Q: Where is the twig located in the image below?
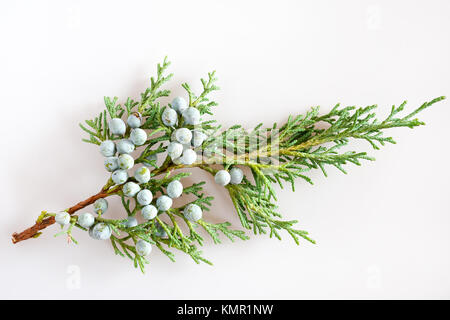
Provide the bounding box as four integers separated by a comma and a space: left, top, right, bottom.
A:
12, 187, 121, 244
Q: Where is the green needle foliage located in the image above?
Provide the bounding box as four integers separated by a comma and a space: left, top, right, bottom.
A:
53, 57, 446, 273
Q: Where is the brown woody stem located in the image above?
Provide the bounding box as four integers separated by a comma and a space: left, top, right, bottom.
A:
11, 187, 120, 244
11, 161, 211, 244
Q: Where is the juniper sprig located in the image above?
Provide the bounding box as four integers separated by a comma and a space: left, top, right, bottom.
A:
12, 57, 445, 273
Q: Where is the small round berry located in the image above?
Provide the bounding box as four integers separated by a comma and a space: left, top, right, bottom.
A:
118, 154, 134, 170
109, 118, 126, 136
137, 189, 153, 206
230, 167, 244, 184
93, 198, 108, 214
143, 153, 157, 168
142, 205, 158, 220
127, 113, 142, 128
116, 139, 135, 154
112, 169, 128, 185
134, 166, 150, 184
90, 223, 111, 240
191, 130, 207, 148
154, 222, 167, 238
123, 182, 141, 197
162, 108, 178, 126
167, 142, 183, 160
156, 195, 172, 211
55, 212, 70, 226
180, 149, 197, 165
136, 239, 152, 256
171, 97, 188, 114
88, 225, 95, 238
78, 213, 95, 228
122, 216, 138, 228
215, 170, 231, 186
130, 128, 147, 146
182, 107, 200, 125
170, 129, 177, 141
104, 157, 119, 172
167, 180, 183, 199
99, 140, 116, 157
175, 128, 192, 145
183, 204, 202, 222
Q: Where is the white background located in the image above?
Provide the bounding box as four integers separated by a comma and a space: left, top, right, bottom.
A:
1, 0, 449, 299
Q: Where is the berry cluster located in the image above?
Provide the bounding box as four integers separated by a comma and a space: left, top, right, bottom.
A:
165, 98, 205, 165
13, 58, 441, 274
214, 167, 244, 186
54, 96, 243, 260
56, 112, 155, 255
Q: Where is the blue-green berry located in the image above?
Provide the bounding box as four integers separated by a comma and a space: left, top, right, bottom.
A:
180, 149, 197, 165
174, 128, 192, 145
122, 216, 138, 228
89, 222, 111, 240
137, 189, 153, 206
170, 129, 177, 141
78, 213, 95, 228
116, 139, 135, 154
154, 222, 167, 238
156, 195, 172, 211
118, 154, 134, 170
93, 198, 108, 214
230, 167, 244, 184
168, 142, 183, 160
109, 118, 126, 136
55, 212, 70, 226
182, 107, 200, 125
171, 97, 188, 114
99, 140, 116, 157
88, 225, 95, 238
130, 128, 147, 146
127, 114, 142, 128
162, 108, 178, 126
134, 166, 150, 184
183, 204, 202, 222
167, 180, 183, 198
141, 205, 157, 220
136, 239, 152, 256
191, 130, 207, 148
123, 182, 141, 197
104, 156, 119, 172
143, 153, 158, 168
215, 170, 231, 186
112, 169, 128, 185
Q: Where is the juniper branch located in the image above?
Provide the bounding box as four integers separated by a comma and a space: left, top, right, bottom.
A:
11, 57, 445, 274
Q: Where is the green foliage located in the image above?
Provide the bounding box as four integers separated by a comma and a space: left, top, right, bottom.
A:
73, 57, 445, 272
196, 96, 445, 243
140, 57, 173, 117
182, 71, 219, 115
104, 96, 125, 119
79, 110, 109, 145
